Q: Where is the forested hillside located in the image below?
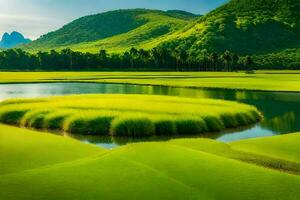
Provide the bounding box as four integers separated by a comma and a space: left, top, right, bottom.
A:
24, 9, 197, 52
13, 0, 300, 69
160, 0, 300, 68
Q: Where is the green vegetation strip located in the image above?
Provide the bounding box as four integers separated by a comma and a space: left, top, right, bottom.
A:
1, 71, 300, 92
0, 124, 299, 200
0, 94, 261, 137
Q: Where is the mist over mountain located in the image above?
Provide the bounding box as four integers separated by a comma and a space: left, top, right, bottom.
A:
0, 32, 31, 49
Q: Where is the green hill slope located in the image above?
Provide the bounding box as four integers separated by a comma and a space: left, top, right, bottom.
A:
161, 0, 300, 55
0, 124, 300, 200
24, 9, 197, 52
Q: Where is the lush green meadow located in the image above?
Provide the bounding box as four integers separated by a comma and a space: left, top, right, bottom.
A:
0, 71, 299, 199
0, 71, 300, 92
0, 0, 298, 198
0, 94, 261, 137
0, 124, 299, 200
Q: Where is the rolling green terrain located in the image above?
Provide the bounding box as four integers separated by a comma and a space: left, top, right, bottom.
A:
0, 124, 299, 200
1, 0, 299, 198
0, 71, 300, 92
0, 94, 261, 137
23, 9, 197, 53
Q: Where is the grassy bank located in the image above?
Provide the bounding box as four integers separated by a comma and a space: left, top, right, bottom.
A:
0, 124, 299, 200
0, 124, 103, 175
0, 94, 261, 137
0, 71, 300, 92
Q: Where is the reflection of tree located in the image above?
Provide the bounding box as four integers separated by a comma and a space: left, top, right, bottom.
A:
261, 112, 296, 133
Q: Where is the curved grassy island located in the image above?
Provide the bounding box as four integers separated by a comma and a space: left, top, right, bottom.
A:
0, 94, 261, 137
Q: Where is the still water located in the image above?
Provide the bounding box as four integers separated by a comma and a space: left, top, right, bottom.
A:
0, 83, 299, 148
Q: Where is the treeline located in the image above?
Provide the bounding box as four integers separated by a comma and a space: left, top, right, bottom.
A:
0, 47, 255, 71
254, 49, 300, 70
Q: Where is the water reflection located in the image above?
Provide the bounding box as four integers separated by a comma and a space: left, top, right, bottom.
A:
69, 124, 255, 147
0, 83, 299, 147
261, 112, 296, 133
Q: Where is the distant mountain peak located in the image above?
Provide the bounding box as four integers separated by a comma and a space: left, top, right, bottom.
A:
1, 32, 10, 41
0, 31, 31, 49
11, 31, 24, 36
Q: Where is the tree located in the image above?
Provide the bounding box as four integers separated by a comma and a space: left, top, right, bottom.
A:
200, 49, 209, 71
99, 49, 108, 67
0, 47, 263, 71
244, 55, 254, 72
175, 48, 188, 71
221, 51, 232, 71
208, 52, 218, 71
129, 47, 138, 57
231, 53, 239, 71
61, 48, 73, 70
151, 47, 162, 68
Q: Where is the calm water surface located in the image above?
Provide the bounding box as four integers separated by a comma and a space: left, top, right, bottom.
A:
0, 83, 299, 148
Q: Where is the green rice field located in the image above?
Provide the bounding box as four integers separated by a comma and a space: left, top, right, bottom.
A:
0, 94, 261, 137
0, 71, 300, 92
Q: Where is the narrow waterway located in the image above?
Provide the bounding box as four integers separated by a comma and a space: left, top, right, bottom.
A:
0, 82, 299, 148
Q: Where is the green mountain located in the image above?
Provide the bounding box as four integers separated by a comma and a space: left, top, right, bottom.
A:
161, 0, 300, 55
23, 0, 299, 68
24, 9, 197, 52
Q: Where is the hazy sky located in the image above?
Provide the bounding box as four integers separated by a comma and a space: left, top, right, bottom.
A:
0, 0, 227, 40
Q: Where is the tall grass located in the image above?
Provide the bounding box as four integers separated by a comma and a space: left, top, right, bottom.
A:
152, 117, 178, 136
64, 113, 116, 135
0, 108, 29, 125
175, 117, 208, 135
0, 94, 262, 137
111, 116, 155, 137
20, 110, 51, 128
203, 116, 225, 132
43, 110, 74, 130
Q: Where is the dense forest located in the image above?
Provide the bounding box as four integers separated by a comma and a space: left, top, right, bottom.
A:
161, 0, 299, 56
0, 47, 258, 71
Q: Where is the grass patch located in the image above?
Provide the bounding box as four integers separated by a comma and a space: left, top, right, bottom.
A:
0, 124, 299, 200
203, 115, 225, 132
0, 124, 102, 175
43, 110, 73, 130
20, 110, 51, 129
111, 116, 155, 137
152, 117, 178, 136
0, 108, 29, 125
231, 132, 300, 163
220, 113, 239, 128
64, 113, 115, 135
175, 116, 208, 135
0, 94, 261, 137
0, 71, 300, 92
